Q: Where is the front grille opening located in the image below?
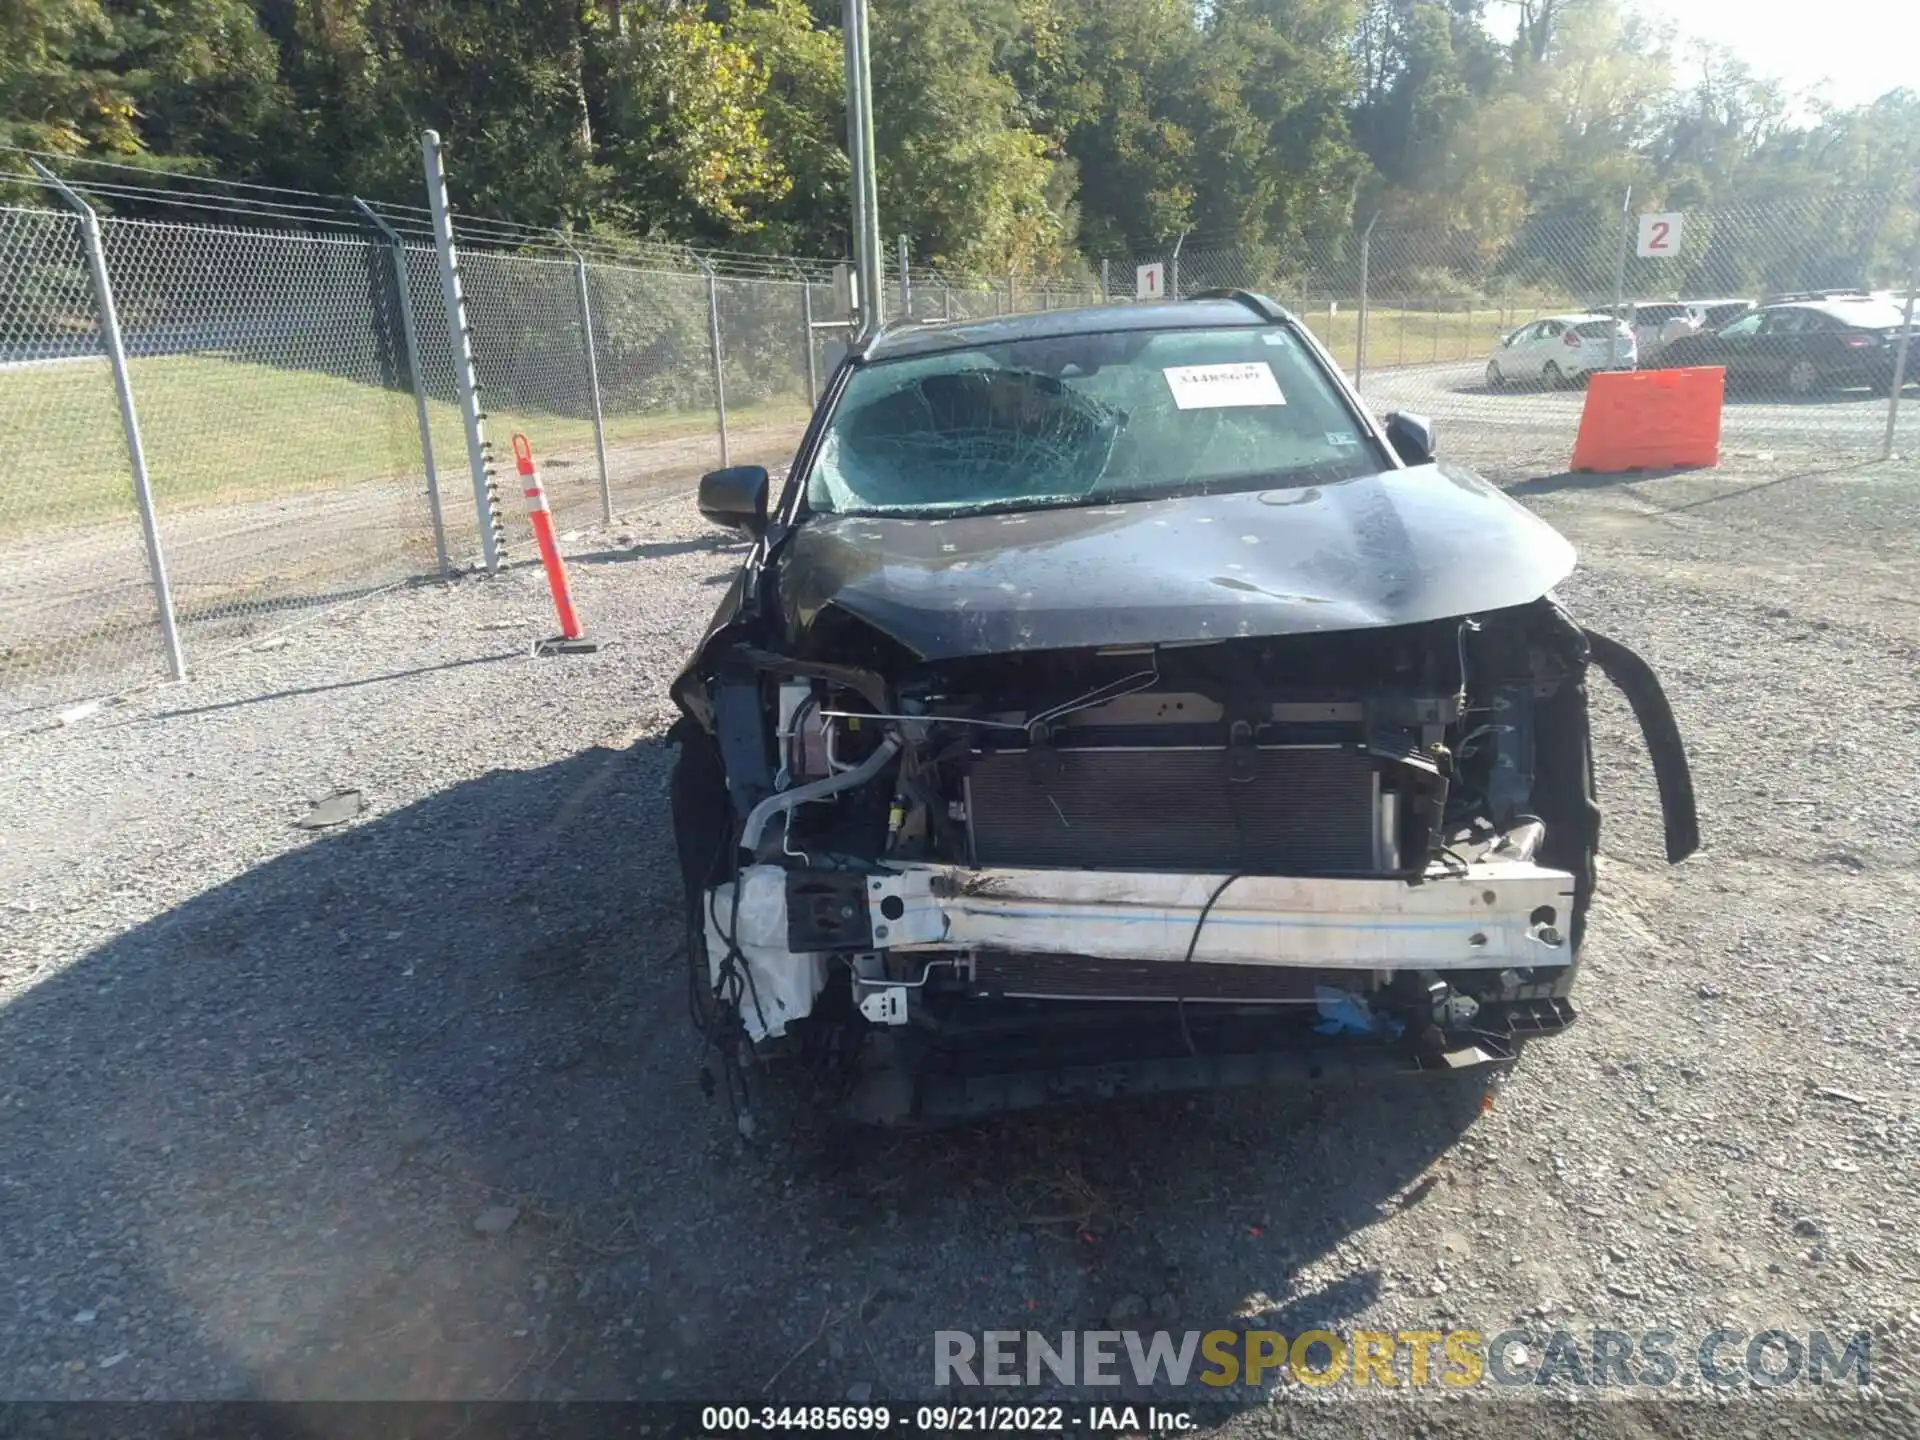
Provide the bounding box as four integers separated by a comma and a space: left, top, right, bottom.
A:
964, 744, 1379, 874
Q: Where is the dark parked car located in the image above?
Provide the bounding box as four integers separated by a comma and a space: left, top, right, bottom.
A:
1659, 298, 1918, 395
669, 293, 1698, 1127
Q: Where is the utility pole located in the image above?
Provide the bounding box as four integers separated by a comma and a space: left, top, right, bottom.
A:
843, 0, 883, 337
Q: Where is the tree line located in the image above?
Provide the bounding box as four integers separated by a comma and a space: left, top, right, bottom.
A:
5, 0, 1918, 278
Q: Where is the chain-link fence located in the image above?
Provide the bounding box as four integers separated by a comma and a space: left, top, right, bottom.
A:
1113, 190, 1920, 478
0, 207, 172, 712
5, 157, 1917, 722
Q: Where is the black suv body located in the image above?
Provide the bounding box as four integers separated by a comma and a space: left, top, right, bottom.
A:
670, 294, 1698, 1126
1660, 298, 1918, 395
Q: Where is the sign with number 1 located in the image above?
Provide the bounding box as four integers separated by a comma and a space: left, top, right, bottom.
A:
1637, 213, 1684, 258
1136, 262, 1166, 300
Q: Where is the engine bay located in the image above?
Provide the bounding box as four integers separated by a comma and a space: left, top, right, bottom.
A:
668, 597, 1638, 1124
726, 598, 1600, 890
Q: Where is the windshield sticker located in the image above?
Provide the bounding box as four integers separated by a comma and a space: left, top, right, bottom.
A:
1326, 430, 1359, 446
1163, 362, 1287, 410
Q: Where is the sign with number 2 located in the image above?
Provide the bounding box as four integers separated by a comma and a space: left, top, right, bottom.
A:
1637, 212, 1684, 258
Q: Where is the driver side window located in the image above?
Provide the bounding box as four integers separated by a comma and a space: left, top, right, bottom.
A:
1718, 312, 1764, 338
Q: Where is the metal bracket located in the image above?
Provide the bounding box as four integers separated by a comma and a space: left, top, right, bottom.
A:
858, 987, 909, 1026
533, 636, 600, 656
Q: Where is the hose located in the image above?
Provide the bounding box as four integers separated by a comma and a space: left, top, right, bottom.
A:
739, 732, 902, 854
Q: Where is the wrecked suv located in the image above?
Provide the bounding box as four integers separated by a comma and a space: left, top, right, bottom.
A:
669, 292, 1697, 1127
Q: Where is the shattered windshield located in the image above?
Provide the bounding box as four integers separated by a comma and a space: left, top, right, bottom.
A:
804, 324, 1385, 517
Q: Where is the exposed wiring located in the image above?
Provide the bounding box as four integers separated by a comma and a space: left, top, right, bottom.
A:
695, 848, 770, 1131
1455, 616, 1481, 709
1027, 659, 1161, 732
1455, 721, 1513, 761
1175, 873, 1244, 1057
781, 821, 814, 867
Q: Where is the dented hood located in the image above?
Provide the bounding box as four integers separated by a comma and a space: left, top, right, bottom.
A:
777, 463, 1576, 660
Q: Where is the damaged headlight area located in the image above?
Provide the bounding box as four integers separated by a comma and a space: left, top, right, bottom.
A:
671, 599, 1696, 1127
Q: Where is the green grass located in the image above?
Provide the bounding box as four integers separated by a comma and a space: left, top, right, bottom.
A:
5, 306, 1579, 542
1296, 302, 1570, 372
1, 352, 809, 540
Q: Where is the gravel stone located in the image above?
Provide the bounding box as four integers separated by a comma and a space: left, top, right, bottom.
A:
2, 454, 1917, 1433
472, 1206, 522, 1238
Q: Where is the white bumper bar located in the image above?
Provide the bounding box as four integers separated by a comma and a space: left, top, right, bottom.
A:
708, 860, 1576, 1041
867, 861, 1575, 972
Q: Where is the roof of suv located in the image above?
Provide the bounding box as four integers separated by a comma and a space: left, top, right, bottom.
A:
858, 295, 1291, 362
1765, 298, 1907, 325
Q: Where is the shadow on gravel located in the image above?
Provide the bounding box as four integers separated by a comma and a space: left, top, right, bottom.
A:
1506, 468, 1699, 497
138, 653, 525, 722
571, 536, 741, 567
0, 733, 1481, 1403
1508, 459, 1872, 503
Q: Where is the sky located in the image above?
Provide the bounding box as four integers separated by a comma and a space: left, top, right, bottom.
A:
1487, 0, 1917, 109
1643, 0, 1916, 108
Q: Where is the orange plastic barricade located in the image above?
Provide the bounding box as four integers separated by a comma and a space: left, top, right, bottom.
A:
1568, 366, 1724, 473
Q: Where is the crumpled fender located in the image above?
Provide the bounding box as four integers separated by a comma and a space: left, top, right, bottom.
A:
1584, 630, 1700, 864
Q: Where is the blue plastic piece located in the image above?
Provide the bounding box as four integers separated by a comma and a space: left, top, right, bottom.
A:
1313, 985, 1405, 1039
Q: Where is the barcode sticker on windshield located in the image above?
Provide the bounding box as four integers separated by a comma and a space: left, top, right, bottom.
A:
1163, 362, 1286, 410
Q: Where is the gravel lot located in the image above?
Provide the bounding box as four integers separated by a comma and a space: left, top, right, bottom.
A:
0, 415, 807, 726
1360, 358, 1920, 465
1, 440, 1917, 1436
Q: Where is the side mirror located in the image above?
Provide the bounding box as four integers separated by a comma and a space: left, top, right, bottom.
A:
1384, 411, 1435, 467
697, 464, 770, 535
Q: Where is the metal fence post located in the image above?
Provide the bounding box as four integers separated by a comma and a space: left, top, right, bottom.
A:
1170, 230, 1188, 301
353, 198, 450, 577
569, 250, 613, 523
1100, 259, 1110, 303
1883, 234, 1919, 460
694, 254, 730, 469
791, 260, 819, 401
1610, 186, 1632, 370
29, 159, 186, 681
421, 130, 502, 573
898, 234, 912, 318
1355, 213, 1378, 386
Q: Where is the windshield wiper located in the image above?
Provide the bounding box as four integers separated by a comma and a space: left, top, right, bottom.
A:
1088, 457, 1373, 506
839, 492, 1103, 521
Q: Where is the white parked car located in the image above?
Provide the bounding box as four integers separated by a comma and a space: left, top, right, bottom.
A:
1617, 301, 1690, 356
1485, 314, 1637, 389
1646, 299, 1753, 358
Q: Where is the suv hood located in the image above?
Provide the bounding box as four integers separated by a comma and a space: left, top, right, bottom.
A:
777, 463, 1576, 660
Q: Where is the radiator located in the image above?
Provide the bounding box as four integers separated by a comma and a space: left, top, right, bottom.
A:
964, 744, 1378, 873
